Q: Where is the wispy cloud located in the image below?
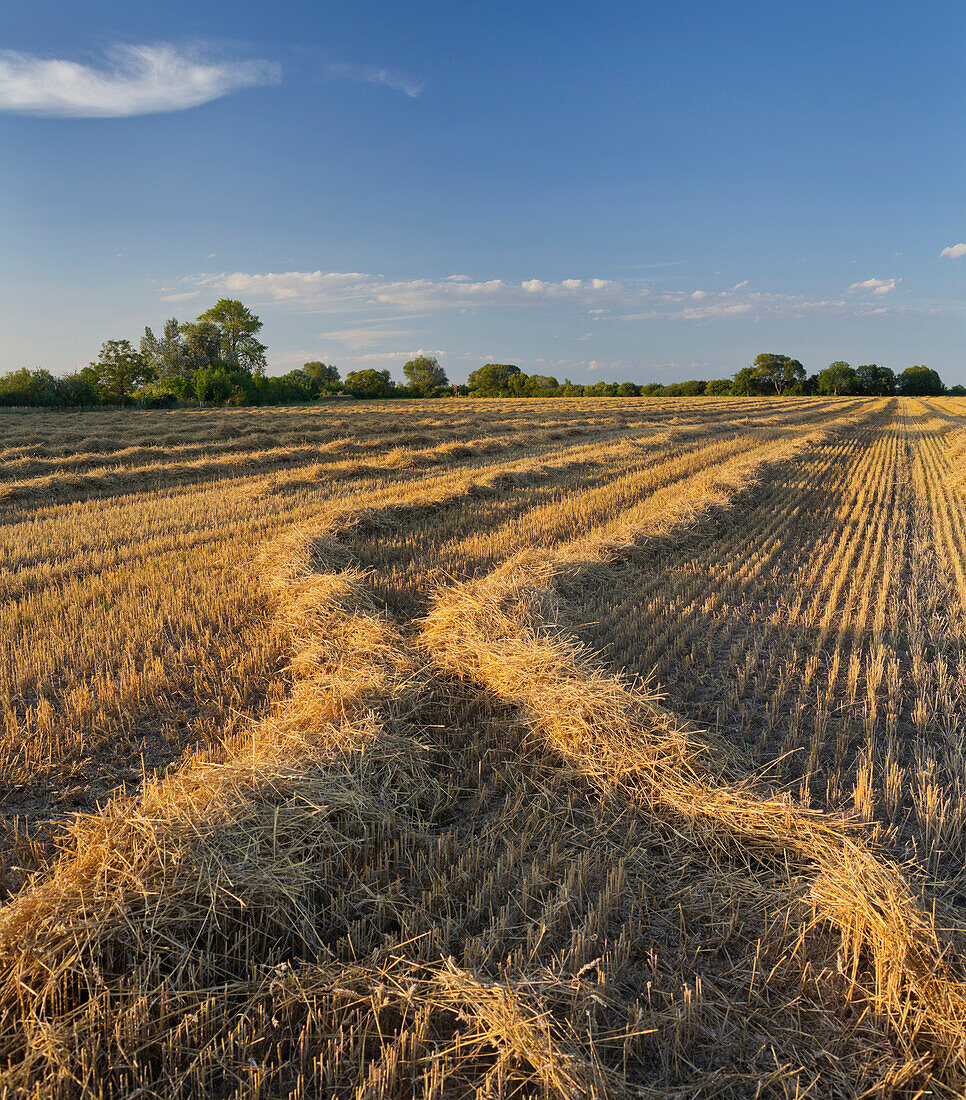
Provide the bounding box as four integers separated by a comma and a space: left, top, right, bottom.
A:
618, 290, 857, 322
940, 243, 966, 260
334, 348, 450, 364
848, 276, 899, 296
159, 290, 202, 303
190, 270, 621, 311
328, 62, 423, 98
319, 325, 414, 350
177, 267, 929, 325
0, 43, 279, 117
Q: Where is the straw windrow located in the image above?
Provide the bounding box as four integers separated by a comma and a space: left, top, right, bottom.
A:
3, 397, 966, 1096
422, 417, 966, 1081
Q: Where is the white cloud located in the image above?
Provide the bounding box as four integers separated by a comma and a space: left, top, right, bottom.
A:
328, 62, 423, 98
0, 43, 279, 117
678, 300, 754, 319
337, 348, 450, 363
940, 243, 966, 259
191, 270, 622, 311
618, 288, 853, 322
848, 276, 899, 296
159, 290, 202, 303
319, 325, 413, 350
177, 267, 927, 328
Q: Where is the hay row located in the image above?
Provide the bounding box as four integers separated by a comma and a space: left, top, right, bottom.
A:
0, 398, 854, 509
0, 396, 942, 1097
0, 421, 608, 506
421, 407, 966, 1083
0, 437, 669, 1096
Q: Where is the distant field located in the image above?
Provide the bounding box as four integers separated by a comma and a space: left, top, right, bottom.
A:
2, 396, 966, 1097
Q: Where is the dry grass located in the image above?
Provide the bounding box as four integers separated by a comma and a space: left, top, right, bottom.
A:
4, 396, 966, 1096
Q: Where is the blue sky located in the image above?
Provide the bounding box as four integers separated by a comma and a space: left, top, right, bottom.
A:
0, 0, 963, 385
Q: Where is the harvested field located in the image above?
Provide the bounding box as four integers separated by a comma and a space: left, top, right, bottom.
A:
3, 396, 966, 1097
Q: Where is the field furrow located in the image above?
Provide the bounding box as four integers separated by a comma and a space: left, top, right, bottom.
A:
573, 400, 966, 884
4, 396, 966, 1098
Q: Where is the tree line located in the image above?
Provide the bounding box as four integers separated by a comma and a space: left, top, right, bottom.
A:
0, 300, 453, 408
0, 308, 959, 407
719, 354, 955, 397
450, 356, 957, 398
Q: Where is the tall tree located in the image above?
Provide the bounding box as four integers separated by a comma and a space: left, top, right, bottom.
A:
198, 299, 267, 374
303, 361, 341, 392
898, 365, 943, 396
855, 363, 897, 396
466, 363, 521, 396
402, 354, 448, 396
179, 321, 224, 375
816, 361, 860, 396
88, 339, 150, 405
728, 367, 760, 396
344, 368, 394, 397
141, 318, 188, 381
748, 352, 805, 395
523, 373, 560, 396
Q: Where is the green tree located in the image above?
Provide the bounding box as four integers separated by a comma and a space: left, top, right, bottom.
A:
198, 299, 267, 374
193, 365, 233, 406
270, 368, 329, 402
855, 363, 897, 396
466, 363, 522, 396
141, 319, 188, 381
704, 379, 732, 395
679, 379, 707, 397
523, 374, 561, 396
506, 371, 531, 396
60, 370, 100, 406
728, 367, 761, 396
0, 368, 52, 406
587, 380, 618, 396
816, 361, 860, 396
303, 361, 341, 393
616, 382, 640, 396
898, 365, 944, 396
344, 368, 394, 397
88, 339, 151, 405
402, 354, 448, 396
747, 352, 806, 395
179, 321, 224, 375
